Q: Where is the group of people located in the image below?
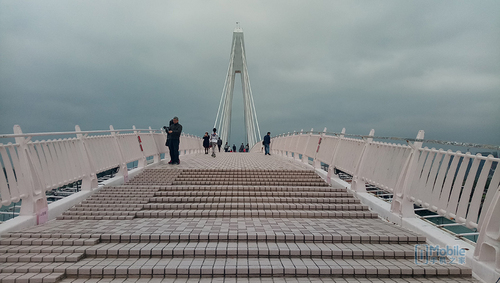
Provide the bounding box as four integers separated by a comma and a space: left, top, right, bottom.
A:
202, 130, 251, 155
223, 142, 249, 153
163, 116, 272, 164
202, 128, 221, 157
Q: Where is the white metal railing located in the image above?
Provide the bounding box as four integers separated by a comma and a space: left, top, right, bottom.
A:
252, 128, 500, 272
0, 125, 203, 219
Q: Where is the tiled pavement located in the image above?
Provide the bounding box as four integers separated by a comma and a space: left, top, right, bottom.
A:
0, 153, 481, 282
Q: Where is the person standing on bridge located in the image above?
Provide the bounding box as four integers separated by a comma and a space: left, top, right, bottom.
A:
202, 132, 210, 154
163, 119, 174, 163
217, 137, 222, 152
263, 132, 271, 155
210, 128, 219, 157
168, 117, 182, 164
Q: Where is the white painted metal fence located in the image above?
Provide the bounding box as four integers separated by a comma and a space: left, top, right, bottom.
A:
252, 128, 500, 272
0, 125, 203, 217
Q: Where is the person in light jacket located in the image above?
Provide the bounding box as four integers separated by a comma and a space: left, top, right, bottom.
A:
210, 128, 219, 157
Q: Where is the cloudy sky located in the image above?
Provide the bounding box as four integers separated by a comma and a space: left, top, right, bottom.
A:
1, 1, 499, 147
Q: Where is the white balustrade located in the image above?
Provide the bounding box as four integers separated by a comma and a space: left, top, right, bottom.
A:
252, 127, 500, 271
315, 134, 338, 166
303, 129, 321, 165
0, 125, 203, 221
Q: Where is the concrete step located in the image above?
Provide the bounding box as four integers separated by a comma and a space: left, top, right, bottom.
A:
56, 215, 134, 221
94, 187, 158, 192
135, 210, 377, 219
44, 257, 473, 277
85, 193, 156, 197
0, 238, 99, 246
77, 200, 149, 204
57, 277, 482, 283
0, 272, 65, 283
83, 241, 419, 259
0, 252, 84, 263
173, 177, 326, 182
62, 211, 137, 216
70, 206, 143, 212
154, 185, 346, 192
142, 203, 369, 211
123, 182, 174, 186
153, 191, 353, 198
149, 196, 361, 204
4, 218, 425, 244
172, 181, 328, 186
74, 204, 143, 208
176, 169, 315, 173
0, 245, 89, 254
80, 197, 152, 202
94, 233, 423, 245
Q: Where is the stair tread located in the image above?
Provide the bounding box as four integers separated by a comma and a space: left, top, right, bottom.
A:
82, 241, 421, 258
0, 258, 472, 277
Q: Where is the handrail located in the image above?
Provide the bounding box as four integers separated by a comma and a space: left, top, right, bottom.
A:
0, 125, 203, 222
0, 129, 163, 139
262, 127, 500, 272
276, 131, 500, 151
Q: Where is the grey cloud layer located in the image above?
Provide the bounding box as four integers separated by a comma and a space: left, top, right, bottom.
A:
1, 1, 499, 145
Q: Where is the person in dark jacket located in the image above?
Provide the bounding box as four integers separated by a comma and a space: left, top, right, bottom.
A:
163, 119, 175, 163
167, 117, 182, 164
232, 144, 236, 152
202, 132, 210, 154
217, 137, 222, 152
164, 119, 174, 148
263, 132, 271, 155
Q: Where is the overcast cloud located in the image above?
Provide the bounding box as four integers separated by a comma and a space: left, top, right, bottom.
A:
1, 1, 499, 147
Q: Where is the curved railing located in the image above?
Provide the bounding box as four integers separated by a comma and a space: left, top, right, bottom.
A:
252, 128, 500, 273
0, 125, 203, 217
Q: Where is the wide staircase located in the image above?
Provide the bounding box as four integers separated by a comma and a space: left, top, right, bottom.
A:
0, 154, 480, 282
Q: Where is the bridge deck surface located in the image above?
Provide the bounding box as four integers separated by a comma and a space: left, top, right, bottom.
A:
0, 153, 481, 283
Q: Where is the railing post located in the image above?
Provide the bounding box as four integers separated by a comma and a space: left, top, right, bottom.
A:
179, 133, 185, 156
390, 130, 425, 218
283, 132, 291, 157
149, 126, 161, 163
13, 125, 48, 223
474, 184, 500, 272
278, 133, 283, 156
351, 129, 375, 192
313, 127, 326, 169
294, 130, 303, 161
302, 128, 313, 164
75, 125, 98, 191
110, 125, 129, 183
133, 125, 147, 168
326, 128, 345, 184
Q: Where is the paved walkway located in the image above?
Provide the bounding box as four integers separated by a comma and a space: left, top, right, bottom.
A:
0, 153, 481, 282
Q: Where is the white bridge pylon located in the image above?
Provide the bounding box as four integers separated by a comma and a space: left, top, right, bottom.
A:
214, 24, 261, 147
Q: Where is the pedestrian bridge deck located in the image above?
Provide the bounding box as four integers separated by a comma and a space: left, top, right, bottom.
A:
0, 153, 481, 283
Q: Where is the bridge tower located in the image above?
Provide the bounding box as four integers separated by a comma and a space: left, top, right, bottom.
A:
214, 23, 261, 147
